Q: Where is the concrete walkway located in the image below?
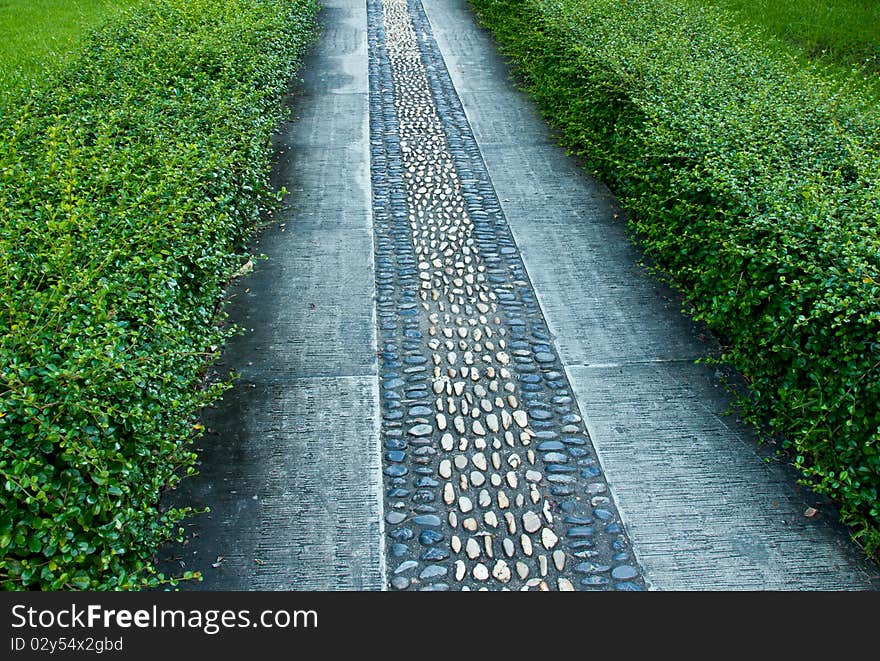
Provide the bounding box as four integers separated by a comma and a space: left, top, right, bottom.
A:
159, 0, 878, 590
159, 0, 383, 590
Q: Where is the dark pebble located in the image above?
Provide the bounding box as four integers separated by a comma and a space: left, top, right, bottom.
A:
389, 527, 414, 541
563, 516, 593, 525
412, 490, 435, 503
421, 547, 449, 561
419, 565, 448, 579
537, 441, 565, 452
611, 565, 639, 580
567, 526, 595, 538
419, 529, 444, 545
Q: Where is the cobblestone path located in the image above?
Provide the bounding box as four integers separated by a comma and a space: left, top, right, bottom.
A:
369, 0, 644, 591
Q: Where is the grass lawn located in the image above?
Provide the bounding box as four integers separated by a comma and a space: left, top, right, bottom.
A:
700, 0, 880, 74
0, 0, 145, 99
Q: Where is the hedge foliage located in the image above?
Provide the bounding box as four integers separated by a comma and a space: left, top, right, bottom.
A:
468, 0, 880, 556
0, 0, 318, 589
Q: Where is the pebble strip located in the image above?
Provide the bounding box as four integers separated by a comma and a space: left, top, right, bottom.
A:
369, 0, 645, 591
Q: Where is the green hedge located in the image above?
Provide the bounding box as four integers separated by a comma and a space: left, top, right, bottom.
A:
468, 0, 880, 556
0, 0, 318, 589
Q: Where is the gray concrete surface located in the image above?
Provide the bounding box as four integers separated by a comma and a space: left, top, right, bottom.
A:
423, 0, 878, 589
158, 0, 384, 590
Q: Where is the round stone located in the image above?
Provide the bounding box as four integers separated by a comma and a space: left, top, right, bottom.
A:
473, 563, 489, 581
612, 565, 640, 580
522, 511, 541, 533
552, 550, 566, 571
541, 528, 559, 549
492, 560, 511, 583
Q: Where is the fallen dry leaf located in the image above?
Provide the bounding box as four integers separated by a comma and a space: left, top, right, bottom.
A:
804, 507, 818, 518
232, 259, 254, 279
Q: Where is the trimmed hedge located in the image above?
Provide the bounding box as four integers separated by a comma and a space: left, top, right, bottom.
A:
0, 0, 318, 589
468, 0, 880, 556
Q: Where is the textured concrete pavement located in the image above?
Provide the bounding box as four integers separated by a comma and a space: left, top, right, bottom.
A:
159, 0, 878, 590
158, 0, 384, 590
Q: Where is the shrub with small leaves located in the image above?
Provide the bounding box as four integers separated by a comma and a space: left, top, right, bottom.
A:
468, 0, 880, 557
0, 0, 319, 589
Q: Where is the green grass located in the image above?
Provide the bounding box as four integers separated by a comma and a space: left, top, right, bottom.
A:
699, 0, 880, 73
0, 0, 145, 98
